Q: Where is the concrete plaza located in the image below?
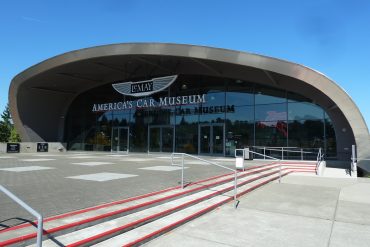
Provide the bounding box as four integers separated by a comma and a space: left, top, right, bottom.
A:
148, 174, 370, 247
0, 151, 369, 246
0, 151, 238, 227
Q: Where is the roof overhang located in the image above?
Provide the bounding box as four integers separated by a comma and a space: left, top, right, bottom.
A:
8, 43, 370, 167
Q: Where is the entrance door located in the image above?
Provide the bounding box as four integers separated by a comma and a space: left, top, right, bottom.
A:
199, 124, 225, 155
148, 126, 174, 152
111, 127, 129, 152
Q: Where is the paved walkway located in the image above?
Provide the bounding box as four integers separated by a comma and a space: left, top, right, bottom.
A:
2, 151, 367, 246
0, 152, 245, 227
147, 174, 370, 247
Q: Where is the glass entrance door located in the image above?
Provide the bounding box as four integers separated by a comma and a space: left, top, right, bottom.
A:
111, 127, 129, 152
148, 126, 174, 152
199, 124, 224, 155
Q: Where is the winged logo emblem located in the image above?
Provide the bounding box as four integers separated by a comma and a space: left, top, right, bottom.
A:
112, 75, 178, 97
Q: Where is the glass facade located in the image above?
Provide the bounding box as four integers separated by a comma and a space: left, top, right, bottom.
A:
64, 74, 337, 158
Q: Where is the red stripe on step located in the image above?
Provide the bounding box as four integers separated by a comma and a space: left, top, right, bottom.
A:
67, 170, 282, 247
0, 165, 280, 245
1, 162, 278, 235
123, 172, 292, 247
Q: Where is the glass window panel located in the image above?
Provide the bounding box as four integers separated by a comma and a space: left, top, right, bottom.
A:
149, 127, 161, 152
255, 86, 286, 104
288, 102, 323, 120
226, 79, 254, 106
325, 117, 337, 158
212, 125, 224, 154
202, 92, 225, 107
175, 123, 198, 154
146, 107, 175, 125
226, 92, 254, 106
255, 103, 287, 121
130, 109, 147, 152
199, 113, 225, 124
162, 127, 174, 152
95, 112, 112, 151
199, 125, 211, 153
227, 105, 254, 122
255, 121, 287, 147
175, 105, 199, 125
225, 106, 254, 156
288, 120, 324, 148
112, 114, 130, 127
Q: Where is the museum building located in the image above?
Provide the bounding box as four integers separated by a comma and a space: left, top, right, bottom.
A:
8, 43, 370, 169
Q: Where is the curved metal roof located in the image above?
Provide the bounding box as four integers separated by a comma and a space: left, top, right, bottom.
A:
8, 42, 370, 166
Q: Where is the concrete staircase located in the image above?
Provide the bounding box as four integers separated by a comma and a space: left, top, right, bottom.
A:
0, 162, 316, 247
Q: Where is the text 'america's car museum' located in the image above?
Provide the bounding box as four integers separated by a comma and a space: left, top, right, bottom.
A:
8, 43, 370, 172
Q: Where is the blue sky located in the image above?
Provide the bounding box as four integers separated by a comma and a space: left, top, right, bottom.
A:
1, 0, 370, 129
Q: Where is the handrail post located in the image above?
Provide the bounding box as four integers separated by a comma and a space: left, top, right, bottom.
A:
0, 185, 43, 247
263, 147, 266, 160
279, 161, 282, 183
351, 145, 357, 172
173, 152, 239, 208
281, 147, 284, 160
301, 148, 303, 160
234, 170, 237, 208
181, 154, 184, 189
36, 215, 44, 247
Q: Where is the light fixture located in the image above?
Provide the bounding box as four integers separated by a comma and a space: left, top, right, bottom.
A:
181, 84, 188, 90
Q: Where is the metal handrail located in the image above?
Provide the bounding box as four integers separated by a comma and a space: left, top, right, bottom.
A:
0, 185, 43, 246
351, 145, 357, 172
251, 146, 320, 160
316, 148, 325, 175
171, 153, 238, 208
235, 148, 282, 183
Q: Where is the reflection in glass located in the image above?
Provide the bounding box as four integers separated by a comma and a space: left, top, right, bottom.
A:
255, 121, 287, 147
288, 120, 324, 148
149, 127, 160, 152
202, 92, 225, 106
325, 117, 337, 158
226, 80, 254, 106
226, 91, 254, 106
288, 102, 323, 120
64, 74, 337, 158
149, 126, 174, 152
200, 125, 211, 153
162, 127, 174, 152
255, 86, 286, 104
255, 103, 287, 122
225, 106, 254, 155
213, 125, 224, 154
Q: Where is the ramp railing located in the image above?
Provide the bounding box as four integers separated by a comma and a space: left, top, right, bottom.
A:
351, 145, 357, 173
251, 146, 321, 161
235, 148, 282, 183
316, 148, 325, 175
0, 185, 43, 246
171, 153, 238, 208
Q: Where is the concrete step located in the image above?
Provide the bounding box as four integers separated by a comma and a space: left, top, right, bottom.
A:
32, 165, 315, 246
92, 171, 291, 247
28, 169, 288, 247
0, 163, 283, 246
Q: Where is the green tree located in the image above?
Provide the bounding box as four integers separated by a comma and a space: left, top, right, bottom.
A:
9, 127, 21, 142
0, 103, 21, 142
0, 122, 9, 142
